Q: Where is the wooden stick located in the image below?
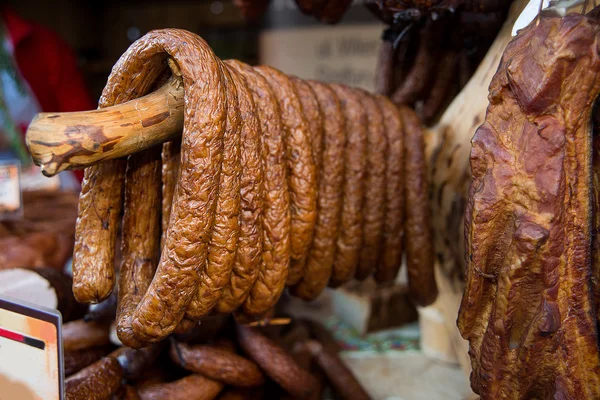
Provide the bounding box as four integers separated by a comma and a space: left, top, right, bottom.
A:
26, 76, 184, 177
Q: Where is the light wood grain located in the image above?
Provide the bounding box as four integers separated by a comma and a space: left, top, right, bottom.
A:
26, 76, 184, 177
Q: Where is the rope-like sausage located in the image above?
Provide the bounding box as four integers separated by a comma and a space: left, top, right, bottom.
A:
214, 61, 264, 314
374, 97, 405, 284
255, 66, 317, 263
185, 64, 242, 320
138, 374, 224, 400
65, 357, 123, 400
72, 161, 125, 304
356, 92, 388, 280
160, 139, 181, 249
63, 320, 110, 351
287, 76, 324, 285
64, 346, 111, 377
66, 28, 439, 345
236, 324, 318, 398
328, 84, 367, 287
291, 81, 345, 300
170, 341, 265, 387
399, 106, 437, 306
123, 31, 227, 343
226, 62, 290, 317
72, 45, 170, 305
117, 146, 162, 348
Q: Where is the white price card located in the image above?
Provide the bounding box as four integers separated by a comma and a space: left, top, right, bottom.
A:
0, 161, 22, 218
0, 295, 63, 400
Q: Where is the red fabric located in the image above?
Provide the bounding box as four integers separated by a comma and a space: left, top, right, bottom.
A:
2, 7, 95, 181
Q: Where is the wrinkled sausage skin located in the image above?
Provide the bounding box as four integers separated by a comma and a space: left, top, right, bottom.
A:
185, 63, 242, 320
170, 341, 265, 387
117, 146, 162, 348
161, 139, 181, 249
72, 161, 125, 304
255, 66, 317, 263
240, 64, 291, 317
215, 60, 264, 315
138, 375, 224, 400
291, 81, 345, 300
114, 30, 229, 344
73, 33, 175, 305
328, 84, 367, 287
235, 324, 317, 398
399, 106, 437, 307
287, 76, 324, 285
373, 96, 405, 284
356, 91, 387, 280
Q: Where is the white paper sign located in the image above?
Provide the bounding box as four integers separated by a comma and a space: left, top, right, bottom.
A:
260, 24, 384, 92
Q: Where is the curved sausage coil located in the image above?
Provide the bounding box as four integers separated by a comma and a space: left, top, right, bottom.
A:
67, 29, 436, 347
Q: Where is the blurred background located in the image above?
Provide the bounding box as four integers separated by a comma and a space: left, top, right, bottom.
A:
3, 0, 383, 102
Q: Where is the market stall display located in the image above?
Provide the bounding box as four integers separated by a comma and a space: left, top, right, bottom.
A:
13, 0, 600, 398
27, 29, 437, 349
58, 310, 368, 400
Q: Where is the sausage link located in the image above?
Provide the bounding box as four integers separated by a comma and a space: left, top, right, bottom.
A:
138, 375, 224, 400
291, 77, 323, 179
291, 81, 345, 300
356, 92, 387, 280
123, 30, 228, 343
399, 106, 437, 306
63, 320, 111, 351
255, 66, 317, 262
72, 40, 170, 305
225, 62, 290, 317
419, 50, 457, 124
65, 357, 123, 400
185, 63, 242, 319
64, 346, 112, 377
117, 146, 162, 348
214, 60, 264, 314
170, 341, 265, 387
375, 33, 395, 96
391, 20, 441, 105
236, 324, 317, 399
173, 317, 198, 334
161, 139, 181, 249
328, 84, 367, 287
287, 77, 324, 285
305, 340, 372, 400
374, 96, 405, 283
72, 160, 125, 303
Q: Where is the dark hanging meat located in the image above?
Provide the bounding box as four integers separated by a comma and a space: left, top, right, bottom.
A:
459, 11, 600, 399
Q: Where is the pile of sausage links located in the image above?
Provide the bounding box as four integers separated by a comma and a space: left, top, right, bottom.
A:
71, 29, 437, 349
